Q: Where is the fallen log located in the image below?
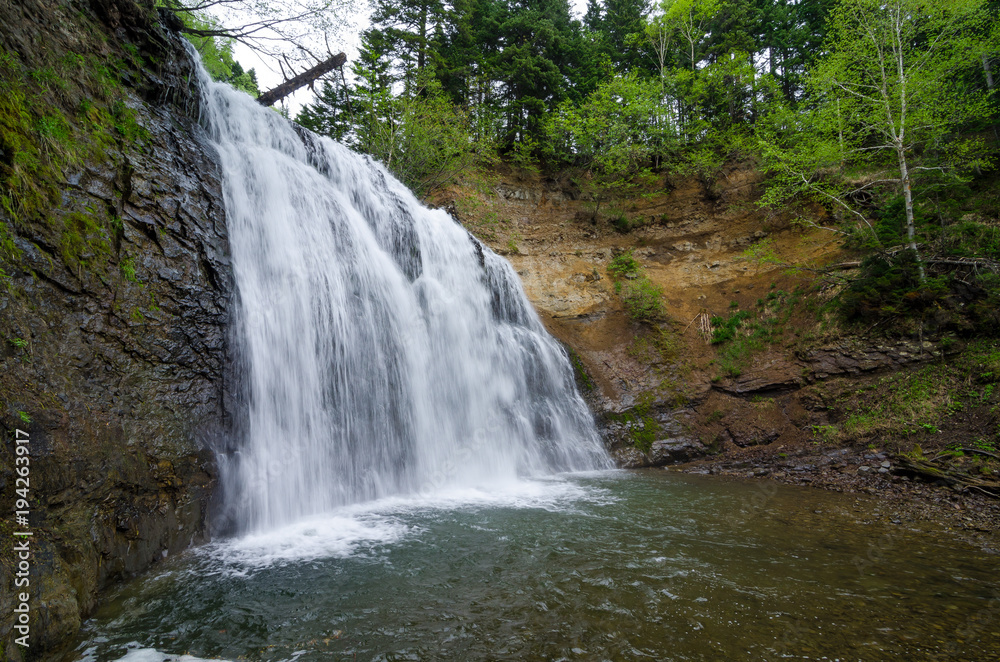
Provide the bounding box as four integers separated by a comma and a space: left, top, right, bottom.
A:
257, 52, 347, 107
897, 457, 1000, 498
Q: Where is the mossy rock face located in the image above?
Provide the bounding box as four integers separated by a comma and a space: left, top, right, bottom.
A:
598, 394, 707, 468
0, 0, 232, 655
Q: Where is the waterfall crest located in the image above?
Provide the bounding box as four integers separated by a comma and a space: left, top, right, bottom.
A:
196, 63, 611, 533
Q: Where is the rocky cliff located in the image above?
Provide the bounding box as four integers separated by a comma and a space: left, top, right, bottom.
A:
0, 1, 231, 657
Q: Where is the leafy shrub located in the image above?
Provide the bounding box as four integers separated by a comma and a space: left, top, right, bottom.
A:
608, 250, 641, 279
607, 250, 665, 322
621, 278, 665, 321
609, 213, 650, 234
710, 310, 751, 344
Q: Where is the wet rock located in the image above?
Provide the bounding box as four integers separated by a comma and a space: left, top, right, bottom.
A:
648, 438, 708, 465
612, 446, 651, 468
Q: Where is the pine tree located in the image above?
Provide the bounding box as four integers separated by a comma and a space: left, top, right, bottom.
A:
493, 0, 590, 148
368, 0, 450, 93
296, 80, 353, 143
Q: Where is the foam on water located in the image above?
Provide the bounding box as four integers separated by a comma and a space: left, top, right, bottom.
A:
80, 646, 234, 662
203, 475, 616, 569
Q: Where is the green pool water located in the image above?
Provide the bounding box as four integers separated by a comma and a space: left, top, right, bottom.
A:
70, 470, 999, 661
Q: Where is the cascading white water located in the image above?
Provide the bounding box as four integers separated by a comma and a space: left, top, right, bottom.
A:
195, 61, 611, 533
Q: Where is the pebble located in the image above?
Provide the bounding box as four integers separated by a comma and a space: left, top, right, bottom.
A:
859, 466, 870, 473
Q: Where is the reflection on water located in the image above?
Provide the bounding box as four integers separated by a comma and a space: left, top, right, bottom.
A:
73, 471, 1000, 661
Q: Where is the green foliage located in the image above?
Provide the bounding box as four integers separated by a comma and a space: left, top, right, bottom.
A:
654, 0, 723, 71
969, 438, 998, 453
752, 0, 1000, 336
710, 310, 750, 344
17, 411, 31, 424
810, 424, 837, 443
391, 85, 491, 198
606, 250, 666, 322
172, 7, 259, 96
621, 278, 666, 321
607, 250, 642, 279
547, 72, 662, 211
120, 257, 140, 284
758, 0, 995, 259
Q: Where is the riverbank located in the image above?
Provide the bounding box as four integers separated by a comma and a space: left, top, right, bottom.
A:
670, 442, 1000, 555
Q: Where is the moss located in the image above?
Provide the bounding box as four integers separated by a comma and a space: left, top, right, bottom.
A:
566, 346, 595, 392
59, 211, 112, 270
607, 393, 662, 453
0, 54, 61, 239
0, 46, 146, 240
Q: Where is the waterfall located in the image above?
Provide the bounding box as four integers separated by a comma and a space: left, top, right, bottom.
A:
195, 62, 611, 533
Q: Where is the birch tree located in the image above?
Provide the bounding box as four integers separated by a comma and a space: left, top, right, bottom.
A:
810, 0, 993, 280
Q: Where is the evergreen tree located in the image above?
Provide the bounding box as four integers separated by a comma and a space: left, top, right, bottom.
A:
590, 0, 652, 74
296, 80, 353, 143
367, 0, 450, 92
493, 0, 589, 148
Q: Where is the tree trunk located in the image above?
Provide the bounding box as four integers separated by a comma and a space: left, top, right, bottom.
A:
257, 53, 347, 107
890, 6, 924, 282
896, 144, 926, 282
418, 1, 428, 72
